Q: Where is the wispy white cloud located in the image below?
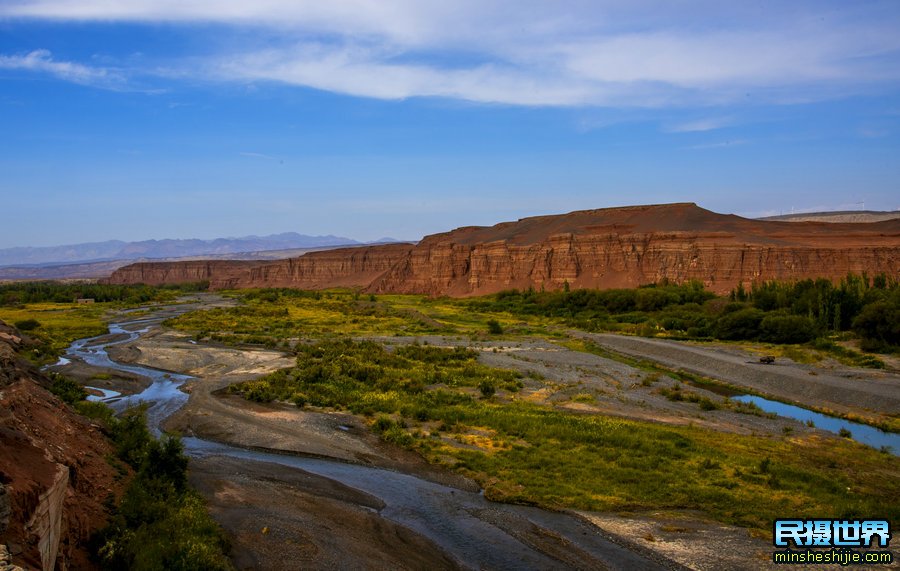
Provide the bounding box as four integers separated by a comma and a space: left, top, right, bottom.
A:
211, 43, 596, 106
0, 49, 122, 86
3, 1, 900, 106
665, 117, 735, 133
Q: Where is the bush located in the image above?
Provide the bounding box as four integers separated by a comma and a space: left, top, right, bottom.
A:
635, 288, 681, 312
48, 372, 88, 404
853, 300, 900, 352
759, 315, 817, 344
92, 407, 231, 570
14, 318, 41, 331
714, 308, 765, 340
487, 319, 504, 335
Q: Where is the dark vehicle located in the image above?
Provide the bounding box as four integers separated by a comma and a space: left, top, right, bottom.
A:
759, 355, 776, 364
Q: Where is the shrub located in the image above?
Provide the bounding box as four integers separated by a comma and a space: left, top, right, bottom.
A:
48, 372, 88, 404
853, 300, 900, 351
714, 308, 765, 340
759, 314, 817, 344
14, 318, 41, 331
91, 407, 231, 570
487, 319, 504, 335
635, 288, 681, 312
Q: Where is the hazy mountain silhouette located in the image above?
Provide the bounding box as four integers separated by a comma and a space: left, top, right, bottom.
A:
0, 233, 365, 267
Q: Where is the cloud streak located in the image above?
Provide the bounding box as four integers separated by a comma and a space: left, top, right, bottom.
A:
3, 1, 900, 107
665, 117, 735, 133
0, 49, 122, 86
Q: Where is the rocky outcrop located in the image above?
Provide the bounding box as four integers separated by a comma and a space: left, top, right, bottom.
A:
0, 544, 25, 571
27, 466, 68, 571
0, 321, 126, 571
105, 203, 900, 296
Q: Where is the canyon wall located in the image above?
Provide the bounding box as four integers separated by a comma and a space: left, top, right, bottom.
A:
106, 204, 900, 296
105, 245, 414, 290
220, 243, 414, 289
104, 260, 263, 287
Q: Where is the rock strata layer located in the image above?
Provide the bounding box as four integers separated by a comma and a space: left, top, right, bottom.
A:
106, 203, 900, 295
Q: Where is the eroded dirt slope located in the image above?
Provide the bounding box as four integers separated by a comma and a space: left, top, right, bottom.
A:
0, 321, 126, 571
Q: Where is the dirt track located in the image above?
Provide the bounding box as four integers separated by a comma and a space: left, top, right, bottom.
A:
578, 333, 900, 421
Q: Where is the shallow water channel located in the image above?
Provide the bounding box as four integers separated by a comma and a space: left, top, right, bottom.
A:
62, 311, 668, 571
731, 395, 899, 454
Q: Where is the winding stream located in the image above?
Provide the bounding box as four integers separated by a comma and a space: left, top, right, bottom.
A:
61, 307, 668, 571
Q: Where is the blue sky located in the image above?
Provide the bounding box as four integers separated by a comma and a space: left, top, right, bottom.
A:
1, 1, 899, 248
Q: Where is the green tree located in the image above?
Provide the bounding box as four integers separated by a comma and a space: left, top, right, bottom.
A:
853, 300, 900, 351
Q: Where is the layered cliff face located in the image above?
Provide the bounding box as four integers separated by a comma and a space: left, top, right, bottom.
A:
368, 203, 900, 295
105, 203, 900, 296
0, 321, 125, 571
105, 244, 414, 290
104, 260, 263, 287
231, 243, 415, 289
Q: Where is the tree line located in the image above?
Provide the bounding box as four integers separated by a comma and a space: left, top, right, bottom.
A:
0, 281, 209, 306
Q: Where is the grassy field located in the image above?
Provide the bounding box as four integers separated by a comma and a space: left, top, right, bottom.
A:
0, 302, 109, 363
164, 288, 559, 345
166, 286, 892, 367
0, 282, 200, 364
230, 338, 899, 532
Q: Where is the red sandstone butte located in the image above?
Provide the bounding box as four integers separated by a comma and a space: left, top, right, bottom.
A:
105, 203, 900, 296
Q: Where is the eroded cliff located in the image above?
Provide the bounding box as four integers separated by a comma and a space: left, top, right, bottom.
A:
105, 204, 900, 296
106, 244, 414, 290
104, 260, 263, 287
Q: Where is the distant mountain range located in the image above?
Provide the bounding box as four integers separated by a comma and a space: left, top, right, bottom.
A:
0, 233, 383, 268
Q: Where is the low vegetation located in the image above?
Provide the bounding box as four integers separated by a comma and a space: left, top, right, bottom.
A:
165, 288, 554, 347
168, 274, 897, 359
0, 282, 208, 364
466, 274, 898, 354
228, 338, 523, 411
0, 281, 208, 306
230, 339, 899, 532
75, 403, 232, 570
0, 302, 109, 363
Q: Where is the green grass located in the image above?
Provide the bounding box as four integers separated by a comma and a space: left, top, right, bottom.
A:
166, 290, 443, 345
0, 302, 109, 363
428, 403, 897, 531
165, 288, 560, 344
230, 338, 899, 533
228, 338, 523, 410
